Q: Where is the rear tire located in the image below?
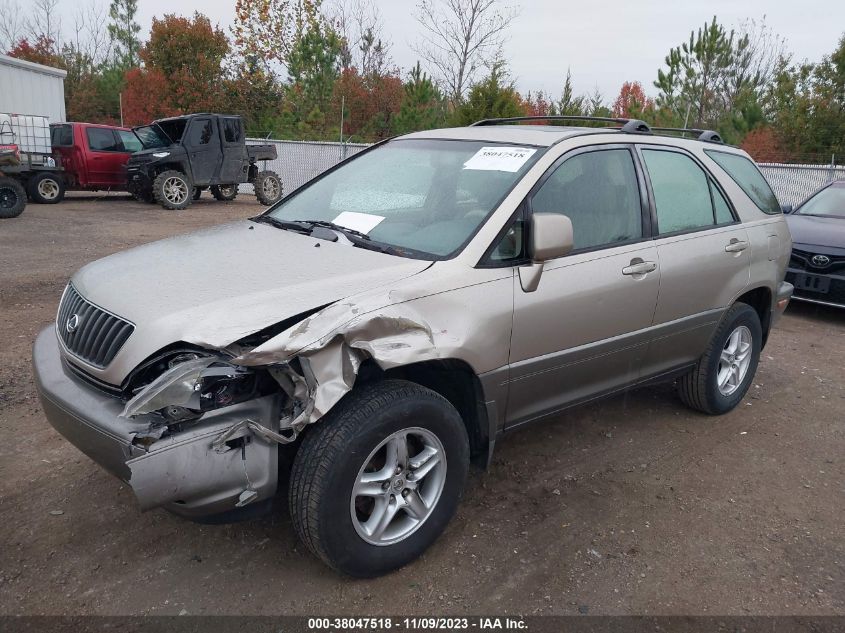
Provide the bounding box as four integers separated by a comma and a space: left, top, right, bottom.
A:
289, 380, 469, 577
27, 172, 65, 204
252, 170, 282, 205
677, 302, 762, 415
210, 184, 238, 201
152, 170, 192, 210
0, 177, 26, 218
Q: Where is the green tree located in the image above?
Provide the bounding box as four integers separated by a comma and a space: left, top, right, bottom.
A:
283, 19, 343, 137
452, 63, 524, 126
393, 62, 447, 134
655, 16, 735, 128
107, 0, 141, 68
654, 16, 781, 139
553, 69, 585, 116
765, 35, 845, 159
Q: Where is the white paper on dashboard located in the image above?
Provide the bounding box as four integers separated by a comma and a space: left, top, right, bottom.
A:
463, 146, 537, 172
332, 211, 385, 234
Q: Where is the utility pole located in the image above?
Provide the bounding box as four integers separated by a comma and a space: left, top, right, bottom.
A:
339, 95, 345, 159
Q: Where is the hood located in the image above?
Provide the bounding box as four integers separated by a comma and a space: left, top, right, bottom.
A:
72, 221, 432, 354
785, 214, 845, 250
128, 146, 184, 162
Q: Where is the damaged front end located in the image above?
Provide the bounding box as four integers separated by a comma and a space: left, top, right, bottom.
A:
35, 271, 451, 521
117, 353, 302, 515
116, 298, 441, 516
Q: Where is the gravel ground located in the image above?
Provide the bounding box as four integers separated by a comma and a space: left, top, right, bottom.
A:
0, 194, 843, 616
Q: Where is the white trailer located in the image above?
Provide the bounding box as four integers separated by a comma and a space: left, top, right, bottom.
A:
0, 53, 67, 122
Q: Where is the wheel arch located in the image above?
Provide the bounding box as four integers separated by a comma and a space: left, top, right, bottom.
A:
735, 285, 773, 347
377, 358, 493, 467
152, 161, 191, 181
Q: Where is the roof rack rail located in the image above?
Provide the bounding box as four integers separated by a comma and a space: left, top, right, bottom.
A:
469, 115, 652, 134
468, 116, 725, 143
650, 127, 723, 144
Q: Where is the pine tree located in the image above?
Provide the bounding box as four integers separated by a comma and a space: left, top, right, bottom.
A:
107, 0, 142, 68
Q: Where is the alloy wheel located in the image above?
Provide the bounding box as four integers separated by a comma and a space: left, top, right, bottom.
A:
350, 427, 447, 546
262, 177, 280, 199
717, 325, 753, 396
163, 177, 189, 205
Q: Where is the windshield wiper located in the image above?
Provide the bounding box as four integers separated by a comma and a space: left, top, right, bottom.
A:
294, 219, 372, 241
295, 220, 408, 255
251, 216, 312, 234
253, 216, 405, 256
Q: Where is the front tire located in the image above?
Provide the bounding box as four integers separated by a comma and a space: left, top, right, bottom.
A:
0, 177, 26, 218
152, 170, 192, 210
27, 172, 65, 204
210, 184, 238, 201
678, 302, 762, 415
289, 380, 469, 577
252, 170, 282, 205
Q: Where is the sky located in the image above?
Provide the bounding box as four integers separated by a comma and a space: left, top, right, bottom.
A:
59, 0, 845, 100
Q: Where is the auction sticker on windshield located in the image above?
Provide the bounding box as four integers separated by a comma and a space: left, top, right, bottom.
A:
463, 146, 537, 172
332, 211, 386, 234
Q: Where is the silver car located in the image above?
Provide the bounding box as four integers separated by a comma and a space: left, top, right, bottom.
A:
33, 117, 794, 577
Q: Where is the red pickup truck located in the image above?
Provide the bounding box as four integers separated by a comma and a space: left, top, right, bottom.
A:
45, 122, 142, 201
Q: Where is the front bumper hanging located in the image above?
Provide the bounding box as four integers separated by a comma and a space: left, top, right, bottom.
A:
32, 327, 283, 519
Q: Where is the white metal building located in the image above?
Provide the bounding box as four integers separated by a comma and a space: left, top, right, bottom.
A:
0, 53, 66, 122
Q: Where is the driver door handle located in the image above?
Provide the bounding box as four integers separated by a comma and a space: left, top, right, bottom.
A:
725, 239, 749, 253
622, 260, 657, 275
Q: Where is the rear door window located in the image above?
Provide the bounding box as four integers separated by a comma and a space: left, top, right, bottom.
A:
711, 182, 735, 224
223, 118, 242, 143
86, 128, 120, 152
705, 150, 781, 214
642, 149, 721, 234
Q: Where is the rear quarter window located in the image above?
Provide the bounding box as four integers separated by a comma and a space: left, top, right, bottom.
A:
51, 124, 73, 147
705, 150, 781, 215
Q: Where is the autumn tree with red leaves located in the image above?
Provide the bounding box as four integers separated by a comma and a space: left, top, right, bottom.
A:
612, 81, 653, 118
740, 126, 789, 163
122, 13, 230, 125
7, 35, 64, 68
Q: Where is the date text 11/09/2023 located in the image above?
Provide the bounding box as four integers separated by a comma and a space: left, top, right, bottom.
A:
307, 617, 528, 630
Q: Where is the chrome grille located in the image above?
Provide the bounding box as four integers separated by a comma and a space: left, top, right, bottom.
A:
56, 285, 134, 368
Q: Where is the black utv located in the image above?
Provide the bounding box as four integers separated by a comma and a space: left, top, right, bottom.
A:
127, 114, 282, 210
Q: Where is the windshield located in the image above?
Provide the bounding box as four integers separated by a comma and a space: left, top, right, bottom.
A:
133, 125, 170, 149
133, 119, 187, 149
265, 139, 543, 258
797, 185, 845, 218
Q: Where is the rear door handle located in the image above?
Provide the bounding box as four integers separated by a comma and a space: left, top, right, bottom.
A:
725, 239, 749, 253
622, 260, 657, 276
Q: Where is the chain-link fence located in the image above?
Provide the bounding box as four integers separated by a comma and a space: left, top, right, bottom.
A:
245, 138, 369, 195
246, 138, 845, 209
758, 163, 845, 207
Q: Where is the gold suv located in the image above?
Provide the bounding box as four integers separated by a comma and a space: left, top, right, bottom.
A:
34, 116, 793, 576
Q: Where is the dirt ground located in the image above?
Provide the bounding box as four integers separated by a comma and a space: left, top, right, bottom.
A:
0, 193, 843, 616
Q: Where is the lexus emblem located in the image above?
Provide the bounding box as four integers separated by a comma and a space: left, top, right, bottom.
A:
66, 314, 80, 333
811, 254, 831, 267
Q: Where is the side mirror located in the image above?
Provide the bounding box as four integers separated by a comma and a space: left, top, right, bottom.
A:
530, 213, 574, 262
781, 204, 794, 214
